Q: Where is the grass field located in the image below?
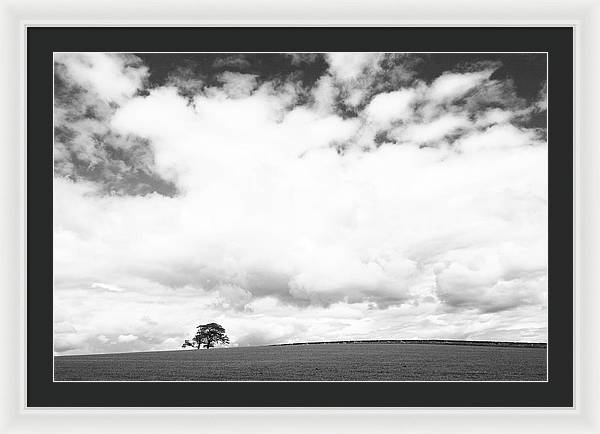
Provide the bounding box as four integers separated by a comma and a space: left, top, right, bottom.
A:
54, 343, 547, 381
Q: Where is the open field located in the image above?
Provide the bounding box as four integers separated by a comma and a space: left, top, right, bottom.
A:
54, 343, 547, 381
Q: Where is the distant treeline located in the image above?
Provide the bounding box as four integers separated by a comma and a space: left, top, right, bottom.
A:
270, 339, 547, 349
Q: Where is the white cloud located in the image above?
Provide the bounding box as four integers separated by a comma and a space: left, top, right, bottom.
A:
54, 53, 147, 104
326, 53, 382, 82
91, 282, 124, 292
365, 89, 417, 125
456, 124, 542, 153
311, 75, 338, 114
394, 113, 471, 144
434, 242, 547, 312
117, 334, 139, 343
428, 70, 493, 102
214, 72, 258, 98
54, 53, 548, 354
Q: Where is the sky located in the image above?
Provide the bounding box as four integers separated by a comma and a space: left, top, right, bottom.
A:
53, 52, 548, 355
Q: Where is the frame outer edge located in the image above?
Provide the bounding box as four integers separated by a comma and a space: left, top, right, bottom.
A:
580, 2, 600, 431
1, 1, 597, 433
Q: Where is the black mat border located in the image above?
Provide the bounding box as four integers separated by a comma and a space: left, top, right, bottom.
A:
26, 27, 573, 407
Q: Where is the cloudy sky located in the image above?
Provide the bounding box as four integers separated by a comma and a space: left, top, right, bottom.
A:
54, 52, 548, 355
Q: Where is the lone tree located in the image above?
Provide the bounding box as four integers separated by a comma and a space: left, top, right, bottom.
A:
182, 322, 230, 349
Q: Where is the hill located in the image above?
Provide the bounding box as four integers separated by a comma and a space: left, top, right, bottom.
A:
54, 341, 547, 381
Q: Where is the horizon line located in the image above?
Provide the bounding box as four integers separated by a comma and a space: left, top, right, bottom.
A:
55, 338, 548, 357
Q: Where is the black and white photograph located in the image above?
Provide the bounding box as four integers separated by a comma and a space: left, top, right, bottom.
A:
52, 51, 549, 382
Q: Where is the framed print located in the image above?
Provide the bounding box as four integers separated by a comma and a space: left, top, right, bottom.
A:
0, 0, 597, 431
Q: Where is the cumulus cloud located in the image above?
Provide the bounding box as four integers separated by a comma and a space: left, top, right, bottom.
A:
214, 72, 258, 98
365, 89, 417, 125
54, 53, 148, 103
54, 53, 548, 354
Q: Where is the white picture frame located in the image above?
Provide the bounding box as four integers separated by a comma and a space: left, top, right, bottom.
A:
1, 0, 597, 432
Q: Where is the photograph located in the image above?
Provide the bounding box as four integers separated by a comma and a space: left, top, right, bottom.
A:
52, 51, 549, 382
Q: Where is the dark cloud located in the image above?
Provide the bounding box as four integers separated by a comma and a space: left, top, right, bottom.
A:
165, 64, 206, 99
212, 54, 252, 70
407, 53, 546, 101
287, 53, 321, 66
137, 53, 328, 93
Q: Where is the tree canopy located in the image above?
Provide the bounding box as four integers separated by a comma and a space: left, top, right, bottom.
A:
182, 322, 230, 349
